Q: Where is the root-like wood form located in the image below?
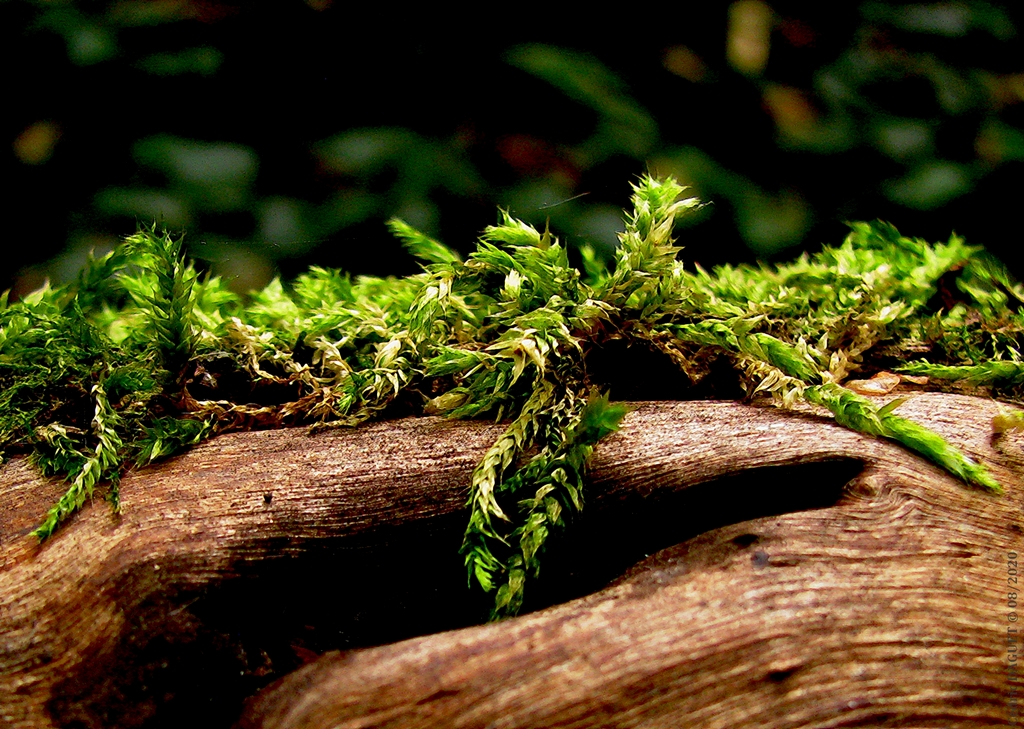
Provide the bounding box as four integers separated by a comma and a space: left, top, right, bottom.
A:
1, 394, 1021, 728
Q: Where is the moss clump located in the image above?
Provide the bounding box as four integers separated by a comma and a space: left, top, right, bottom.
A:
2, 176, 1022, 617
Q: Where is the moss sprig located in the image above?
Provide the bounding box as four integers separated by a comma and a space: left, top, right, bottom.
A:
120, 226, 200, 386
32, 377, 124, 539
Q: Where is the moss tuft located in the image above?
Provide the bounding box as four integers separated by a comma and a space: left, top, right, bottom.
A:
2, 176, 1022, 616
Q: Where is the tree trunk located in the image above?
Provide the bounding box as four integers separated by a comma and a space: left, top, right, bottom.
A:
1, 393, 1020, 728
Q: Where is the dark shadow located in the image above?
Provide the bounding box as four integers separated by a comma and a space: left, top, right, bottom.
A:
518, 457, 863, 613
584, 339, 746, 401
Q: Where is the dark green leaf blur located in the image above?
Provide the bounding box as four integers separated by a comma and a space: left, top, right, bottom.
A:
6, 1, 1024, 297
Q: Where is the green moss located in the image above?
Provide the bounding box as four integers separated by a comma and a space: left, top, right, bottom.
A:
2, 176, 1022, 616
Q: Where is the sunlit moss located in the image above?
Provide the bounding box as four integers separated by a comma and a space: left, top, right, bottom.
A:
2, 175, 1021, 616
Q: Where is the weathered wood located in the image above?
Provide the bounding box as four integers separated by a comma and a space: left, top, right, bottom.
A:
1, 394, 1021, 728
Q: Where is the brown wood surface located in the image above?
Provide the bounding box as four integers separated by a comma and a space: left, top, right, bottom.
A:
1, 394, 1021, 728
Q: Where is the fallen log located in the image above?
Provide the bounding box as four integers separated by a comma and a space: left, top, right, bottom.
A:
1, 394, 1021, 727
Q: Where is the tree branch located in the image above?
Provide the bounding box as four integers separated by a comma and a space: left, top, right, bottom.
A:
1, 394, 1020, 728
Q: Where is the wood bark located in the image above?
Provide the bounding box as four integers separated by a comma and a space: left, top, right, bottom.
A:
1, 393, 1021, 728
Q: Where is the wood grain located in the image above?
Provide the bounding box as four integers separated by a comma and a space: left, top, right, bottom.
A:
1, 394, 1021, 727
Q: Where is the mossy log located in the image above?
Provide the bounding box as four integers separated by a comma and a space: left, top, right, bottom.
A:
1, 393, 1020, 728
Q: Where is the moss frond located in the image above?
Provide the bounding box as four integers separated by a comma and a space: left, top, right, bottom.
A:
119, 226, 200, 385
32, 378, 124, 539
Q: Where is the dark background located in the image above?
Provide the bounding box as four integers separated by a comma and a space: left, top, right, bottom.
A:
6, 1, 1024, 298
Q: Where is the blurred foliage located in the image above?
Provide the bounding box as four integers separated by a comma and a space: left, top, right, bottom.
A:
6, 1, 1024, 297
